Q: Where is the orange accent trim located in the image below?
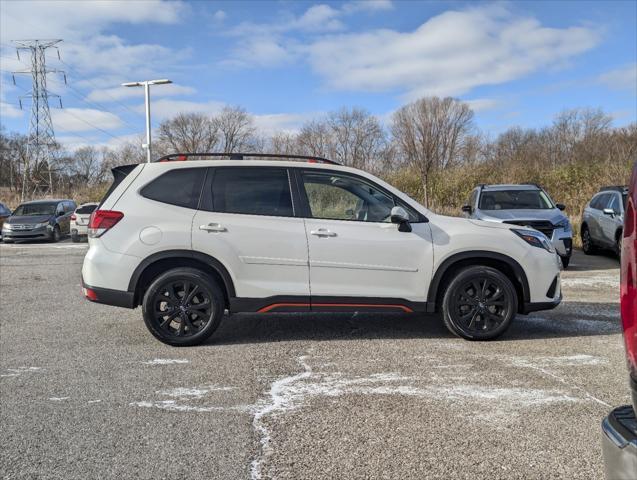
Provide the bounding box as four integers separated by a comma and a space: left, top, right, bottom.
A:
257, 303, 309, 313
257, 303, 413, 313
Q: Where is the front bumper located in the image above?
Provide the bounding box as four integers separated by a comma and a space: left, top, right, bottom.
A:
2, 225, 52, 240
601, 405, 637, 479
552, 235, 573, 257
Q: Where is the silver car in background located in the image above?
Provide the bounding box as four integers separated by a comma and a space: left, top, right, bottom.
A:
581, 186, 627, 257
463, 184, 573, 268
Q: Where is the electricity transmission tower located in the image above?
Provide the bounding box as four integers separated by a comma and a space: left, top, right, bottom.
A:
12, 39, 65, 200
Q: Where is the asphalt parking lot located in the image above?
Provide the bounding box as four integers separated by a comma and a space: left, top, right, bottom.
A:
0, 240, 629, 479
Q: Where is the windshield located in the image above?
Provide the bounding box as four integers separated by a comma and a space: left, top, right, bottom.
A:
12, 203, 57, 216
479, 190, 554, 210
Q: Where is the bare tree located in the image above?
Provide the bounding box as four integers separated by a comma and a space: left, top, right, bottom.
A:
326, 107, 386, 169
214, 106, 256, 152
297, 120, 331, 157
157, 113, 219, 154
391, 96, 474, 207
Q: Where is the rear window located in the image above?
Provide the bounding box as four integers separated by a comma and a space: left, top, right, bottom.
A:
76, 204, 98, 215
141, 168, 205, 209
211, 168, 293, 217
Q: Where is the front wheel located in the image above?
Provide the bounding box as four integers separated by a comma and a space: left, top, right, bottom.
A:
581, 227, 596, 255
50, 226, 61, 243
142, 267, 225, 346
441, 266, 517, 340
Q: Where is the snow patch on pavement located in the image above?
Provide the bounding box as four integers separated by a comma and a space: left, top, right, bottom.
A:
1, 366, 42, 378
561, 274, 619, 288
156, 385, 234, 399
141, 359, 190, 365
246, 356, 580, 479
130, 400, 227, 413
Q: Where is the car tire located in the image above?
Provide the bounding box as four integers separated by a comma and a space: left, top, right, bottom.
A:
560, 255, 570, 269
441, 266, 517, 341
142, 267, 225, 346
71, 233, 80, 243
50, 226, 61, 243
615, 232, 622, 258
581, 226, 596, 255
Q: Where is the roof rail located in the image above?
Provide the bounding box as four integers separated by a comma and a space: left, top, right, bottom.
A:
155, 152, 341, 165
599, 185, 628, 193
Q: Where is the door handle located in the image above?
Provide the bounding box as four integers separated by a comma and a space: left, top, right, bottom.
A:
310, 228, 337, 237
199, 223, 227, 232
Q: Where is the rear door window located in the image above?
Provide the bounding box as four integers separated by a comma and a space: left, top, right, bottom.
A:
76, 204, 97, 215
211, 167, 293, 217
141, 168, 205, 209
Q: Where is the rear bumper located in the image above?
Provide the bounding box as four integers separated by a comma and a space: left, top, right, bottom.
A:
601, 405, 637, 479
81, 277, 135, 309
71, 224, 89, 236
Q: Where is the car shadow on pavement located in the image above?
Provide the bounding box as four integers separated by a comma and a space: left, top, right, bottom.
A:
566, 249, 619, 272
207, 301, 621, 346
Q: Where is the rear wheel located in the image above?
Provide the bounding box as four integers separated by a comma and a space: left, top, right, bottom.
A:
142, 267, 224, 346
616, 232, 623, 258
71, 233, 80, 243
441, 266, 517, 340
581, 226, 596, 255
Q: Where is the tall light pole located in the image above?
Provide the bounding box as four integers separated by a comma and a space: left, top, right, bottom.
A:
122, 79, 172, 163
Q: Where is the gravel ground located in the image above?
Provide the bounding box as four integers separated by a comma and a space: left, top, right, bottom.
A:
0, 241, 629, 479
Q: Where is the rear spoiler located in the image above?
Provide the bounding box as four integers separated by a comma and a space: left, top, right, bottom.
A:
98, 164, 139, 208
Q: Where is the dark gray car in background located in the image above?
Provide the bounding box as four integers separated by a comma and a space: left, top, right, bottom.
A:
581, 186, 627, 257
1, 199, 76, 243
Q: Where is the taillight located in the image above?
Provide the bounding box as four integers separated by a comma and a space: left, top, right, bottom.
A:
88, 210, 124, 238
70, 214, 76, 221
621, 163, 637, 387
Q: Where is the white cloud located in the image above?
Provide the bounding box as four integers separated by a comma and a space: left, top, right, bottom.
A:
343, 0, 394, 13
305, 5, 600, 99
0, 1, 185, 42
213, 10, 227, 22
51, 108, 123, 132
598, 64, 637, 91
465, 98, 501, 112
87, 84, 196, 102
253, 112, 319, 135
0, 102, 23, 119
139, 99, 226, 121
296, 4, 344, 31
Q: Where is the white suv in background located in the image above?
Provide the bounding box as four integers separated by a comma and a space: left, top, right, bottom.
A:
82, 153, 562, 346
71, 202, 99, 242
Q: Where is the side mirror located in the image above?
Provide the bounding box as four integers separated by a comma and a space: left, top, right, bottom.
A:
461, 205, 472, 215
603, 208, 615, 217
556, 203, 566, 211
390, 206, 412, 232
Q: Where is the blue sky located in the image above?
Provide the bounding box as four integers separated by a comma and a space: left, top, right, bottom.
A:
0, 0, 635, 150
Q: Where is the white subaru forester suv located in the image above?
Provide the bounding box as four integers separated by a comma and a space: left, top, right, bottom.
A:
82, 153, 562, 346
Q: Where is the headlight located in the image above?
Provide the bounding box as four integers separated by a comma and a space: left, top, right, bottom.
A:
2, 223, 11, 230
35, 222, 49, 228
511, 228, 555, 253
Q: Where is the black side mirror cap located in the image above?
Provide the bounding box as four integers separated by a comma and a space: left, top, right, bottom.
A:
461, 205, 472, 214
556, 203, 566, 211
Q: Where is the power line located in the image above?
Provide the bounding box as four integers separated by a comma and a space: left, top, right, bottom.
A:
57, 58, 145, 120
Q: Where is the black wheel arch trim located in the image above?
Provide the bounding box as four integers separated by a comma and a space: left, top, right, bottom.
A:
127, 249, 236, 301
426, 250, 530, 313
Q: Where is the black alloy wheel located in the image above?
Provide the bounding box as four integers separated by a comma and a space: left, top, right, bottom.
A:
581, 227, 595, 255
51, 225, 61, 243
442, 266, 517, 340
142, 268, 224, 346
